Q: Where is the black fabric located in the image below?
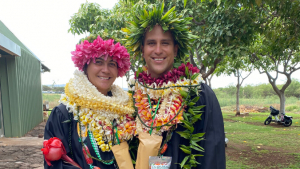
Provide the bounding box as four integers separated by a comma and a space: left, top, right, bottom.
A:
162, 83, 226, 169
43, 85, 225, 169
44, 103, 116, 169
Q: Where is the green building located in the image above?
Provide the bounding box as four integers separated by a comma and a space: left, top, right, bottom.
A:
0, 20, 50, 137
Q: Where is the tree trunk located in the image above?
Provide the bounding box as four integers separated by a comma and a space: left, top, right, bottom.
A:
236, 74, 241, 116
279, 92, 286, 115
265, 72, 290, 116
207, 74, 213, 88
236, 85, 240, 116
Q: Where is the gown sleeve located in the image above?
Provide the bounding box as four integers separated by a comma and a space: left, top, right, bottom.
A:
163, 83, 226, 169
195, 83, 226, 169
44, 104, 116, 169
43, 105, 82, 169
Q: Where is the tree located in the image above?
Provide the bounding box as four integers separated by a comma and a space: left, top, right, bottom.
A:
52, 87, 65, 93
249, 0, 300, 115
42, 85, 52, 91
159, 0, 260, 82
215, 56, 253, 115
68, 1, 143, 81
70, 0, 261, 82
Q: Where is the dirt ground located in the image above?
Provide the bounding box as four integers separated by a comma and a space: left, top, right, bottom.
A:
225, 141, 296, 169
0, 122, 45, 169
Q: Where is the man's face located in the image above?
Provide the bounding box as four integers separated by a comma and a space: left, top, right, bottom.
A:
142, 25, 178, 78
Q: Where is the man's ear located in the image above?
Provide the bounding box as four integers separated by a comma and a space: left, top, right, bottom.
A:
141, 45, 145, 58
174, 44, 179, 57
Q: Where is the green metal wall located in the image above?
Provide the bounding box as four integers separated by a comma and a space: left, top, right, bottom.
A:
0, 56, 13, 137
0, 20, 44, 137
0, 49, 43, 137
16, 49, 43, 136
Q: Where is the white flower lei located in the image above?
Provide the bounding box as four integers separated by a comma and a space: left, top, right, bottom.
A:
59, 70, 135, 151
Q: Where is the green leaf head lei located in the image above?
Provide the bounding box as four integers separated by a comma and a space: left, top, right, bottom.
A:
122, 2, 198, 63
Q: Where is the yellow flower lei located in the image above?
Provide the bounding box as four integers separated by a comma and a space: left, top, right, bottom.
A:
60, 70, 135, 152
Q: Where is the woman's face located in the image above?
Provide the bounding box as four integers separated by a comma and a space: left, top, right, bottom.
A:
86, 57, 118, 95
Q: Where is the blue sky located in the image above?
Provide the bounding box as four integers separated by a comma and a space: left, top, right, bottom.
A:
0, 0, 299, 89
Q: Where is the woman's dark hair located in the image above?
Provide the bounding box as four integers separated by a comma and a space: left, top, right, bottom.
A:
83, 64, 88, 75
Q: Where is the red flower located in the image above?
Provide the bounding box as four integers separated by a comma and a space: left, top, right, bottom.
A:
136, 63, 200, 86
41, 137, 82, 169
160, 144, 168, 154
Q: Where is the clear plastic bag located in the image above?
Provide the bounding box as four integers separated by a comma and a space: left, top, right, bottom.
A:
149, 156, 172, 169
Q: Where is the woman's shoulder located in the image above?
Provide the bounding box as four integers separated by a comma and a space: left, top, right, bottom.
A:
50, 104, 70, 120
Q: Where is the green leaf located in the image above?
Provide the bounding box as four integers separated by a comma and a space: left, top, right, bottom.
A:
188, 102, 196, 106
185, 66, 190, 78
194, 113, 202, 120
141, 20, 149, 28
135, 67, 143, 78
191, 73, 200, 80
183, 124, 194, 132
181, 119, 192, 127
184, 0, 188, 8
180, 147, 191, 154
183, 111, 188, 120
191, 96, 199, 103
217, 0, 221, 6
62, 120, 71, 123
161, 6, 175, 21
180, 90, 188, 99
176, 131, 191, 139
191, 141, 205, 152
191, 145, 204, 152
192, 132, 205, 138
173, 62, 181, 68
193, 154, 204, 157
180, 156, 190, 168
255, 0, 262, 6
192, 105, 205, 110
188, 108, 195, 115
191, 137, 204, 142
226, 31, 232, 36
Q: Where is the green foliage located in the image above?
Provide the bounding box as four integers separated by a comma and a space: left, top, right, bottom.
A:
124, 2, 197, 62
214, 79, 300, 99
176, 88, 205, 169
42, 85, 52, 91
285, 105, 300, 112
52, 87, 65, 93
68, 1, 133, 44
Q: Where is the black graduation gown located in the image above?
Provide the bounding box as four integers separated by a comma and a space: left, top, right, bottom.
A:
44, 83, 225, 169
44, 95, 117, 169
162, 83, 226, 169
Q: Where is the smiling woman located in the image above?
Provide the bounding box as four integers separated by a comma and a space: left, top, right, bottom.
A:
85, 57, 118, 96
42, 35, 135, 169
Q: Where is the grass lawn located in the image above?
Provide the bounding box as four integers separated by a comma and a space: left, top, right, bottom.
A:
223, 105, 300, 169
42, 93, 61, 109
42, 93, 300, 168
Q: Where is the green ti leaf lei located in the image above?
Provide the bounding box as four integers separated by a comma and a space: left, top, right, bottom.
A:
130, 70, 205, 169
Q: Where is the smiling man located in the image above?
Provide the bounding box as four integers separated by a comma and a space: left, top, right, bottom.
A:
126, 4, 226, 169
142, 25, 178, 78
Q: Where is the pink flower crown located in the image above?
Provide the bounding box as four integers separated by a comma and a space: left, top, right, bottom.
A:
71, 36, 130, 77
